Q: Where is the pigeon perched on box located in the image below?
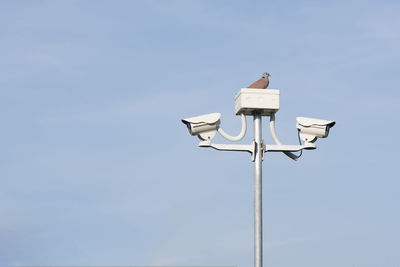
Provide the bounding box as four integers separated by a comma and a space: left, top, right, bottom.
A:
248, 72, 270, 89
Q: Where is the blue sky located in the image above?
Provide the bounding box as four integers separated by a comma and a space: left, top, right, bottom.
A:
0, 1, 399, 267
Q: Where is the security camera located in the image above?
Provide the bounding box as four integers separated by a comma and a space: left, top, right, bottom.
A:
296, 117, 335, 143
182, 113, 221, 141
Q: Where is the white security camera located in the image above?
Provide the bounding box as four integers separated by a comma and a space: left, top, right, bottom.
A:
182, 113, 221, 141
296, 117, 335, 143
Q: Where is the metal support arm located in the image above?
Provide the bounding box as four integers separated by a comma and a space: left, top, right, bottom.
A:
265, 143, 315, 152
199, 140, 254, 154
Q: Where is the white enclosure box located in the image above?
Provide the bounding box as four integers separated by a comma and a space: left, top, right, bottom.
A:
235, 88, 280, 116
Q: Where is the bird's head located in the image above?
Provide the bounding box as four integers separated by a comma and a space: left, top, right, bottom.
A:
262, 72, 271, 78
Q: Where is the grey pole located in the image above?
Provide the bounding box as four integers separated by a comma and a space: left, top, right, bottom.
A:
253, 114, 263, 267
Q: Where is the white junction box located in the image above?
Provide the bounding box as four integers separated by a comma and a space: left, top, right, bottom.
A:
235, 88, 280, 116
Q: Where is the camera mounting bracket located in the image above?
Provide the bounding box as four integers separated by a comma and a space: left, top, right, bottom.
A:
198, 140, 315, 161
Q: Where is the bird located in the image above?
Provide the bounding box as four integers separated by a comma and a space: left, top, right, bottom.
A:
248, 72, 271, 89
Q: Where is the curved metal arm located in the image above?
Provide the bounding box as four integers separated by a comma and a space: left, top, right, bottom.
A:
217, 113, 247, 142
269, 114, 300, 161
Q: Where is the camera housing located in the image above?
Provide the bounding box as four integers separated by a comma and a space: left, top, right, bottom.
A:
296, 117, 335, 143
182, 113, 221, 141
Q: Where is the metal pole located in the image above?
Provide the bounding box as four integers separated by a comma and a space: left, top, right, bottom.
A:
253, 115, 263, 267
